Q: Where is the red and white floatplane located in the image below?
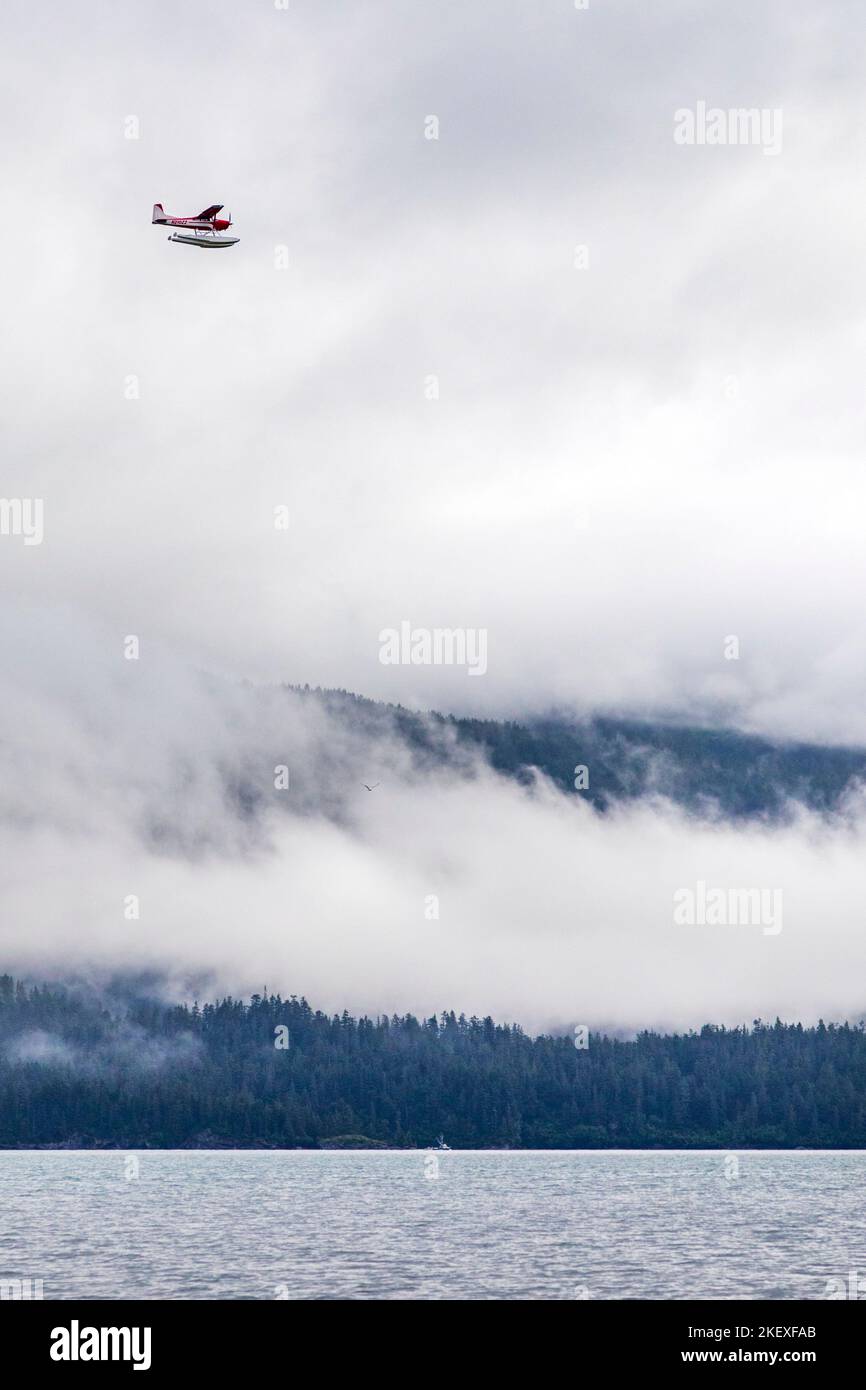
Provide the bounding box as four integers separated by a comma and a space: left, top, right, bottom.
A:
152, 202, 239, 249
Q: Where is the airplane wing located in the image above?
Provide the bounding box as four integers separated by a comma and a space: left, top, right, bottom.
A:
195, 204, 223, 220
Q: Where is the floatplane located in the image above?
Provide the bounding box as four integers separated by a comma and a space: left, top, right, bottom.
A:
152, 202, 239, 249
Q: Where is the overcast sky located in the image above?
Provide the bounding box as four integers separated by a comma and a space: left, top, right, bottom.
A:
3, 0, 866, 735
2, 1, 866, 1026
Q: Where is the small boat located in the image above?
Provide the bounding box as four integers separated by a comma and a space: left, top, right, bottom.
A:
167, 232, 239, 249
434, 1134, 451, 1150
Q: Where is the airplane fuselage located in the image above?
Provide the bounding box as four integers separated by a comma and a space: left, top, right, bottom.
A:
154, 214, 232, 231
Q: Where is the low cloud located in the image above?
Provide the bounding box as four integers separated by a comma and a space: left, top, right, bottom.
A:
5, 1030, 74, 1066
2, 610, 865, 1033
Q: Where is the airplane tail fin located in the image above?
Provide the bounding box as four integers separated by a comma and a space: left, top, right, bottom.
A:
152, 203, 166, 224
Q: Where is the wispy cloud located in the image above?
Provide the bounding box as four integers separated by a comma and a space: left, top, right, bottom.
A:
1, 611, 864, 1032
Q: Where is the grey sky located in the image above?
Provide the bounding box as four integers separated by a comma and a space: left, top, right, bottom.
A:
2, 2, 865, 1025
2, 0, 866, 735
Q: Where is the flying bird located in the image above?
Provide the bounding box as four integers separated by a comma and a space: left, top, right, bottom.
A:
363, 783, 380, 792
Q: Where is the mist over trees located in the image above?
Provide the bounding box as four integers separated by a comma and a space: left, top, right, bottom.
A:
1, 977, 865, 1149
291, 687, 866, 821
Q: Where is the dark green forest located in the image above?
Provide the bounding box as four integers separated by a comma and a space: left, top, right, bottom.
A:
1, 976, 865, 1149
293, 685, 866, 820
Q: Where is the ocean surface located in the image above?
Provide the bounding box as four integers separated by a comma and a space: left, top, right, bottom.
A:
0, 1150, 863, 1300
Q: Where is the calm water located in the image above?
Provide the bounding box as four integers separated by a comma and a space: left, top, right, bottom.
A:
0, 1150, 863, 1300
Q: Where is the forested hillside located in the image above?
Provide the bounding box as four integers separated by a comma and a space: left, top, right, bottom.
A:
1, 977, 865, 1149
292, 686, 866, 820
